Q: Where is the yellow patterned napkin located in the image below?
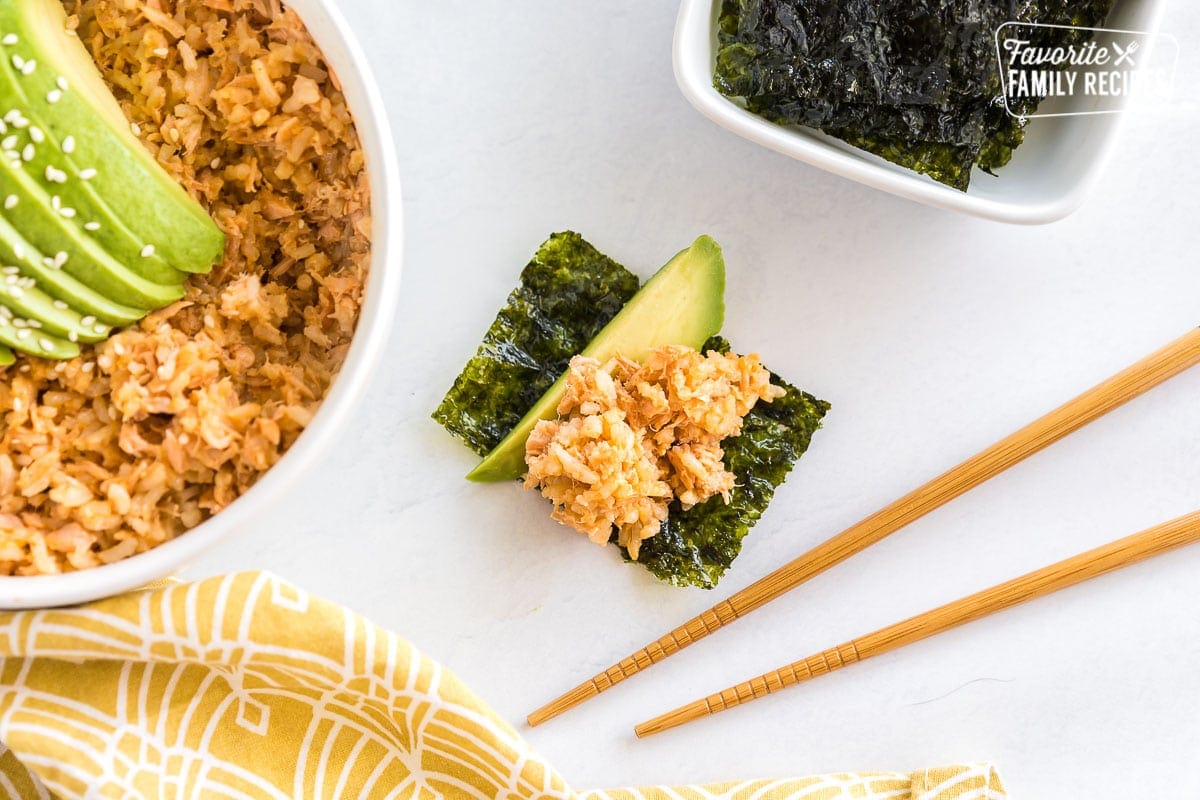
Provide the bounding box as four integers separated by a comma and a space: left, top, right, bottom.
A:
0, 572, 1006, 799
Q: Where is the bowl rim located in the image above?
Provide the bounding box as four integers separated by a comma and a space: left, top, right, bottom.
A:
672, 0, 1164, 225
0, 0, 403, 609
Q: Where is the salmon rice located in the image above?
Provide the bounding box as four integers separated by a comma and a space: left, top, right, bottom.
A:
0, 0, 369, 575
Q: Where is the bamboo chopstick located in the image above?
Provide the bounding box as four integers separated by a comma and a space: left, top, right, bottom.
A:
635, 508, 1200, 737
528, 327, 1200, 727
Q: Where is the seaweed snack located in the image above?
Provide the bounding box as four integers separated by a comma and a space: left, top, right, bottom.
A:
435, 234, 829, 588
714, 0, 1115, 190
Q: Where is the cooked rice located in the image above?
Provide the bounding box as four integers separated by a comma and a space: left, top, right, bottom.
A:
0, 0, 370, 575
524, 347, 784, 559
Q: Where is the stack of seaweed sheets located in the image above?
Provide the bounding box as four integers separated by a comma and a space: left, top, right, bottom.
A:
714, 0, 1116, 189
435, 233, 829, 589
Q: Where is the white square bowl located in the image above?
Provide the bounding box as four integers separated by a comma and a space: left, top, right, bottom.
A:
673, 0, 1169, 224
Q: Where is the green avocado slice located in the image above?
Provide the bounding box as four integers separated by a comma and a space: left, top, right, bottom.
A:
0, 266, 112, 344
467, 235, 727, 482
0, 345, 13, 366
0, 212, 143, 327
0, 45, 187, 287
0, 309, 78, 360
0, 158, 183, 310
1, 0, 225, 274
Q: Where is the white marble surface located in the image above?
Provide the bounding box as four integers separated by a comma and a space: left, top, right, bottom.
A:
190, 2, 1200, 796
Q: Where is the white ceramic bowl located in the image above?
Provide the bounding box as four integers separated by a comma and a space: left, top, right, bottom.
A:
674, 0, 1168, 224
0, 0, 402, 609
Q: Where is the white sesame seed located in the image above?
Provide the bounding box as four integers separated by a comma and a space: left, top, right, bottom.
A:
15, 328, 29, 340
0, 267, 16, 275
46, 89, 61, 104
61, 135, 75, 154
52, 299, 67, 310
154, 47, 169, 57
4, 274, 16, 285
0, 120, 6, 134
18, 277, 33, 289
56, 76, 68, 91
10, 116, 27, 129
27, 319, 41, 328
3, 194, 16, 210
80, 315, 96, 326
210, 157, 221, 169
1, 34, 17, 46
130, 122, 141, 136
28, 126, 42, 143
140, 244, 156, 258
20, 60, 35, 76
44, 165, 67, 183
0, 317, 7, 328
20, 143, 33, 161
54, 361, 65, 372
68, 330, 77, 342
10, 55, 23, 70
82, 361, 94, 372
59, 206, 75, 218
53, 252, 67, 268
51, 195, 60, 210
39, 338, 53, 350
93, 324, 106, 334
83, 221, 100, 231
9, 286, 22, 298
1, 135, 15, 150
3, 110, 16, 123
79, 168, 96, 180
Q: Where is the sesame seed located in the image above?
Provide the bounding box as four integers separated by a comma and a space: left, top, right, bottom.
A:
52, 299, 67, 310
39, 338, 53, 350
2, 110, 16, 123
20, 59, 35, 76
56, 76, 68, 91
28, 126, 42, 143
61, 135, 75, 154
27, 319, 41, 328
9, 286, 22, 298
82, 361, 94, 373
15, 328, 29, 340
94, 324, 107, 334
1, 35, 17, 46
11, 116, 27, 129
80, 316, 96, 327
3, 194, 16, 210
0, 120, 6, 134
130, 122, 141, 136
20, 143, 33, 161
46, 89, 61, 104
210, 157, 221, 169
51, 195, 60, 210
53, 252, 67, 268
68, 330, 77, 342
45, 165, 67, 183
54, 361, 65, 372
11, 55, 23, 70
1, 135, 15, 150
84, 221, 100, 231
79, 168, 96, 180
4, 274, 16, 285
140, 244, 156, 258
154, 47, 169, 57
0, 317, 7, 328
0, 267, 15, 275
59, 206, 75, 218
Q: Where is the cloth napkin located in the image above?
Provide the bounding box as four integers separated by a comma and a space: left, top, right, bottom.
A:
0, 572, 1006, 799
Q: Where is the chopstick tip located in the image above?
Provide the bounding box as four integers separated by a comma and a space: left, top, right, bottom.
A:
634, 699, 709, 739
527, 681, 602, 727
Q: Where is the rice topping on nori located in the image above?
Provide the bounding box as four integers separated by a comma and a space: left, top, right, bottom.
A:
714, 0, 1115, 189
434, 234, 829, 588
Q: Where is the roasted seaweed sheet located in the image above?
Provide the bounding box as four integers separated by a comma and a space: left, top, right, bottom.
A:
714, 0, 1115, 189
434, 234, 829, 588
433, 232, 639, 455
624, 336, 830, 589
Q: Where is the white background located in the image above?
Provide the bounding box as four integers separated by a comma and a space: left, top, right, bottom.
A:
193, 2, 1200, 797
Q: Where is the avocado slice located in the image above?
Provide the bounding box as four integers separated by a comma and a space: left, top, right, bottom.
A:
0, 157, 183, 310
467, 235, 727, 482
0, 212, 143, 327
0, 48, 187, 286
0, 0, 225, 273
0, 265, 113, 344
0, 345, 13, 366
0, 304, 78, 360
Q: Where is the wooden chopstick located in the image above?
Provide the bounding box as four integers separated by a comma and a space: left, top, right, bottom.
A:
635, 508, 1200, 737
528, 327, 1200, 727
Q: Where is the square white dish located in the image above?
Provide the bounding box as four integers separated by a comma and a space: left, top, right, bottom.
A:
673, 0, 1169, 224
